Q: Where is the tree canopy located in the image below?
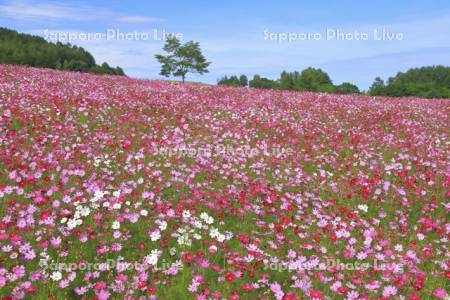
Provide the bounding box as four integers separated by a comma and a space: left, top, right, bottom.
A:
217, 75, 248, 87
155, 37, 210, 83
249, 75, 279, 89
294, 68, 334, 92
0, 27, 125, 75
369, 66, 450, 98
335, 82, 360, 94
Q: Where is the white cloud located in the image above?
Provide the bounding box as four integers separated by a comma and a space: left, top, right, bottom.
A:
0, 0, 164, 24
0, 1, 94, 21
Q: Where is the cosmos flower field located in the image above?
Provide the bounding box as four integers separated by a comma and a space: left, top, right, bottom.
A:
0, 64, 449, 299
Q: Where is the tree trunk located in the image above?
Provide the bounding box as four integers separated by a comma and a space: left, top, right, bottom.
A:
182, 74, 185, 83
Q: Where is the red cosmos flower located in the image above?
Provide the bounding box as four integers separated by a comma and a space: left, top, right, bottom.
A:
137, 281, 147, 290
413, 278, 424, 290
39, 209, 52, 220
423, 248, 432, 258
409, 292, 421, 300
212, 265, 221, 272
445, 271, 450, 280
225, 272, 235, 282
274, 223, 283, 233
94, 281, 107, 290
310, 290, 323, 299
238, 191, 246, 203
121, 140, 131, 149
347, 211, 356, 219
237, 234, 249, 245
329, 233, 337, 242
241, 283, 253, 292
282, 292, 300, 300
336, 287, 347, 296
138, 242, 145, 249
191, 189, 203, 200
183, 252, 194, 262
9, 233, 22, 243
25, 285, 37, 293
160, 237, 169, 248
32, 195, 48, 206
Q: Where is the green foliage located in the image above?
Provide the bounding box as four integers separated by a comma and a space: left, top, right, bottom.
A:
369, 66, 450, 98
220, 68, 361, 94
217, 74, 248, 87
155, 37, 210, 82
239, 74, 248, 87
294, 67, 333, 92
249, 75, 279, 89
368, 77, 386, 96
335, 82, 360, 94
0, 27, 125, 75
279, 70, 299, 90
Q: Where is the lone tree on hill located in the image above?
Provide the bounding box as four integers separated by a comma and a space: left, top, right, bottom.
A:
155, 36, 210, 83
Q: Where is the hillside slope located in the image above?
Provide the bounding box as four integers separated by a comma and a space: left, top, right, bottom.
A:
0, 65, 448, 299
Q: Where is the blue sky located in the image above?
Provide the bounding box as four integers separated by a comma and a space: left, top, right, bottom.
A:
1, 0, 450, 90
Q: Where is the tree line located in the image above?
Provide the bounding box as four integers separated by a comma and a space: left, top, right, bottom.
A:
218, 66, 450, 98
0, 27, 125, 76
218, 68, 360, 95
368, 66, 450, 99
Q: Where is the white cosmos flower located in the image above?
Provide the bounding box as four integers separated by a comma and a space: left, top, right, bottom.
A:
67, 219, 77, 229
113, 203, 121, 210
200, 212, 209, 221
112, 221, 121, 230
182, 210, 191, 219
144, 249, 161, 265
194, 220, 202, 229
150, 230, 161, 241
50, 271, 62, 281
80, 207, 91, 217
217, 234, 226, 242
94, 190, 105, 199
140, 209, 148, 217
358, 204, 368, 213
156, 220, 167, 231
209, 227, 219, 239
